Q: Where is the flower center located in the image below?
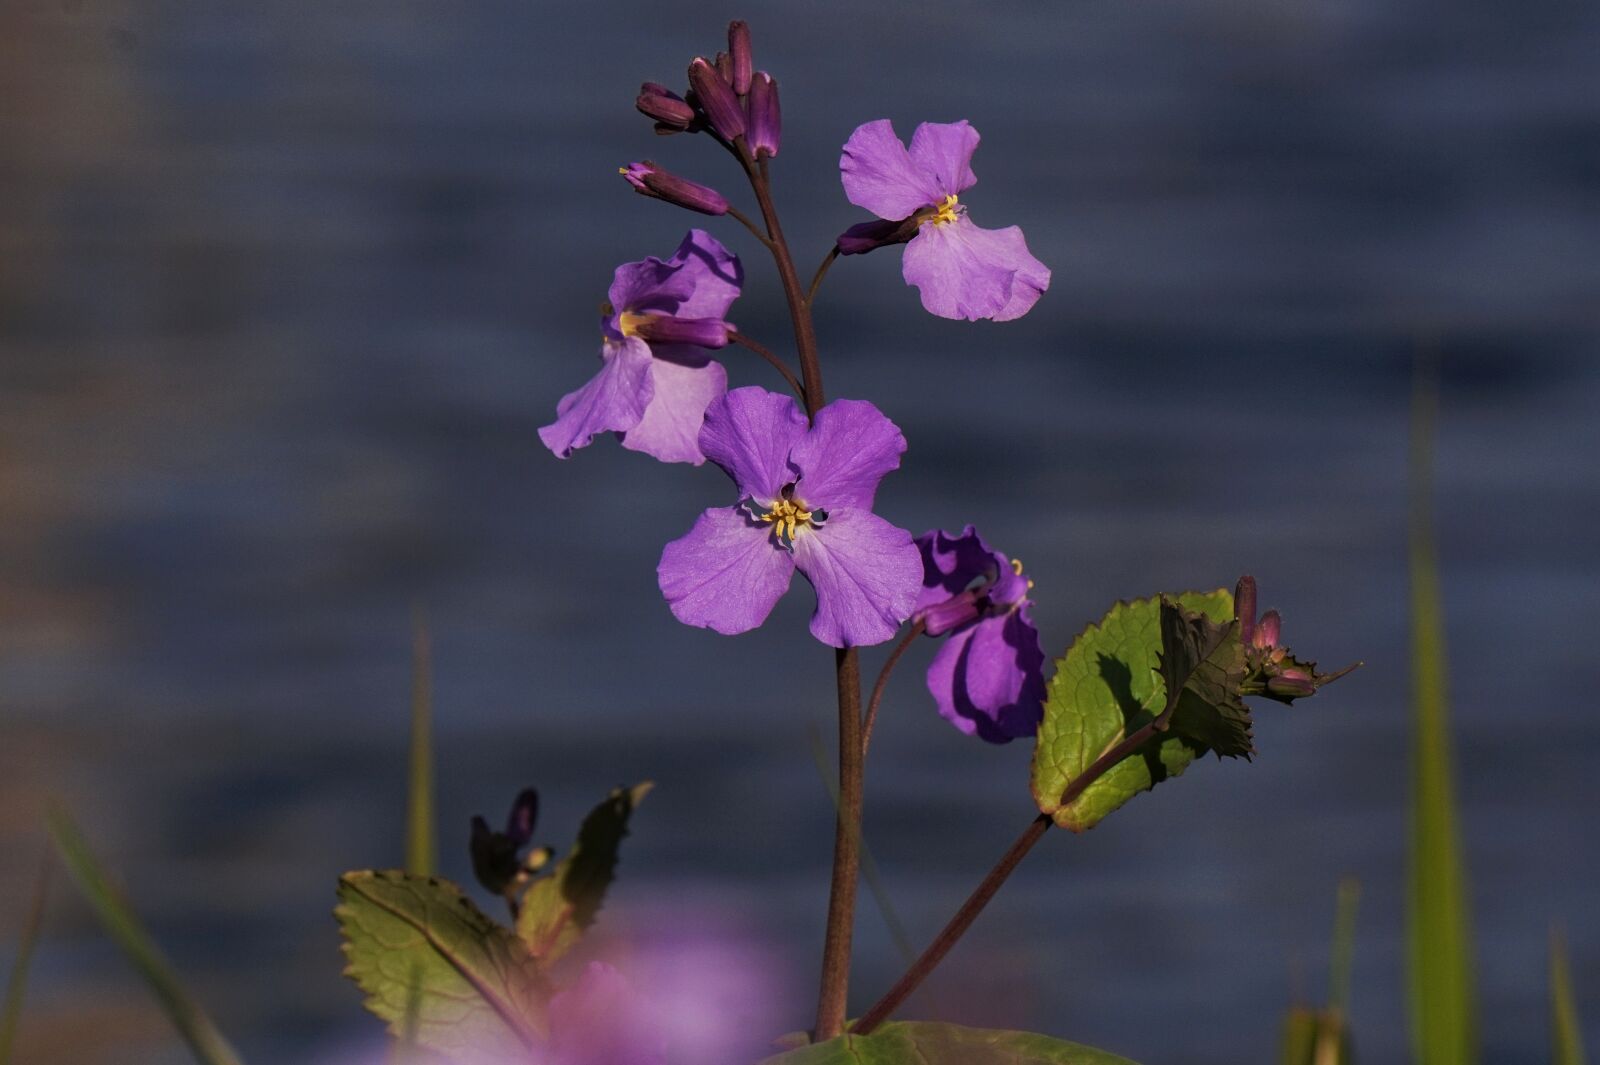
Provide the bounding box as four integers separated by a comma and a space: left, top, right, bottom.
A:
756, 485, 824, 545
926, 194, 960, 226
617, 310, 653, 337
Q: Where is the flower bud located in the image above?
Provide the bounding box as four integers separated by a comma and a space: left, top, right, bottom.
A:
1266, 669, 1315, 699
504, 786, 539, 845
1254, 609, 1281, 650
631, 315, 732, 349
687, 57, 746, 140
715, 51, 734, 85
746, 72, 781, 158
1235, 575, 1257, 645
636, 82, 695, 130
919, 588, 983, 637
837, 216, 920, 255
620, 161, 730, 216
728, 21, 754, 95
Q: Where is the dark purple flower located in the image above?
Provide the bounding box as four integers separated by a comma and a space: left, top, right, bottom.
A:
687, 56, 746, 141
469, 787, 543, 898
620, 161, 730, 216
635, 82, 696, 131
839, 119, 1050, 321
658, 387, 922, 648
539, 230, 741, 466
913, 526, 1045, 743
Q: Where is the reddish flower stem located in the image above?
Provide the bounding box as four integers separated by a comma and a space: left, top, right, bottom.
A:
860, 620, 925, 758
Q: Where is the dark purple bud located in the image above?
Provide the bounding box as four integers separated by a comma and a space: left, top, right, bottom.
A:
728, 21, 754, 95
620, 161, 730, 216
504, 787, 539, 845
688, 57, 746, 140
746, 72, 780, 158
631, 315, 732, 349
714, 51, 734, 85
837, 216, 921, 255
1235, 575, 1257, 646
1254, 609, 1281, 650
1266, 669, 1315, 699
636, 82, 695, 129
469, 814, 519, 896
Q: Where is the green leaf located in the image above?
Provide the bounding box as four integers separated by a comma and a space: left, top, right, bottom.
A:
1551, 925, 1588, 1065
336, 870, 548, 1061
1278, 1008, 1350, 1065
516, 782, 651, 965
47, 807, 246, 1065
1030, 590, 1234, 832
1406, 360, 1477, 1065
0, 855, 50, 1065
1158, 598, 1252, 758
759, 1021, 1140, 1065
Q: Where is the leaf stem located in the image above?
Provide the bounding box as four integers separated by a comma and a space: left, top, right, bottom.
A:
860, 620, 925, 758
854, 714, 1174, 1035
728, 330, 807, 407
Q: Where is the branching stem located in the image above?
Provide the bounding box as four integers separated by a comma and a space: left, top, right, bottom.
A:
728, 330, 807, 406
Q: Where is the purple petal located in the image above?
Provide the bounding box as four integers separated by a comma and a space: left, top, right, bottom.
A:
925, 606, 1046, 743
548, 962, 666, 1065
913, 525, 1004, 615
840, 119, 942, 221
787, 398, 907, 511
907, 120, 980, 198
698, 386, 808, 502
658, 505, 795, 635
666, 229, 744, 319
607, 255, 695, 321
620, 358, 727, 465
901, 215, 1050, 321
538, 338, 654, 458
791, 508, 922, 648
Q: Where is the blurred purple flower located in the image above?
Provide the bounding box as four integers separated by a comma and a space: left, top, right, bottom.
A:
539, 230, 742, 466
658, 387, 922, 647
546, 962, 666, 1065
913, 526, 1045, 742
839, 119, 1050, 321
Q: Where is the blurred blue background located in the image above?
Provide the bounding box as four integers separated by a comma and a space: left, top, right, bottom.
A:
2, 0, 1598, 1061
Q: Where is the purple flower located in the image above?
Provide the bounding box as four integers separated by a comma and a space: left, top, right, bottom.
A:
547, 962, 666, 1065
839, 119, 1050, 322
913, 526, 1045, 743
539, 230, 741, 466
658, 387, 922, 648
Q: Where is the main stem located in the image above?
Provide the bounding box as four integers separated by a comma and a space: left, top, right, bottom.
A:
734, 144, 859, 1040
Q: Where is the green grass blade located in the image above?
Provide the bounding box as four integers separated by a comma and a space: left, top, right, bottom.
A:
406, 604, 436, 878
46, 807, 245, 1065
806, 723, 916, 966
1328, 876, 1360, 1018
1406, 353, 1477, 1064
0, 854, 51, 1065
1551, 924, 1588, 1065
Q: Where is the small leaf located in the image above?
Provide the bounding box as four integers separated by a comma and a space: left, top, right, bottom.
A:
516, 783, 652, 965
1158, 598, 1252, 758
758, 1020, 1140, 1064
336, 870, 548, 1061
1030, 590, 1233, 832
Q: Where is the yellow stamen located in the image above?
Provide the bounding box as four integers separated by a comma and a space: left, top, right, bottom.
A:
617, 311, 653, 337
1010, 558, 1024, 575
760, 495, 814, 543
927, 194, 960, 226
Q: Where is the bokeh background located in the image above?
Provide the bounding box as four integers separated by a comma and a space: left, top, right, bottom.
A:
3, 0, 1598, 1061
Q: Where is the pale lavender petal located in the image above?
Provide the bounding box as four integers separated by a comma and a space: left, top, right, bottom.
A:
913, 525, 1003, 615
791, 508, 921, 648
607, 255, 694, 319
908, 120, 980, 198
840, 119, 942, 221
548, 962, 666, 1065
538, 338, 654, 458
620, 358, 727, 465
667, 229, 744, 319
786, 398, 907, 510
901, 215, 1050, 321
925, 606, 1045, 743
698, 386, 808, 502
659, 506, 795, 635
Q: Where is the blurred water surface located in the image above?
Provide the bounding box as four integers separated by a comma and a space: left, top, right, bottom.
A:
2, 0, 1598, 1062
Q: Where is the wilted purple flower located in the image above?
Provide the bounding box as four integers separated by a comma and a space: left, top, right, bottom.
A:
913, 526, 1045, 743
839, 119, 1050, 321
540, 230, 741, 466
658, 387, 922, 648
620, 161, 730, 216
547, 963, 666, 1065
